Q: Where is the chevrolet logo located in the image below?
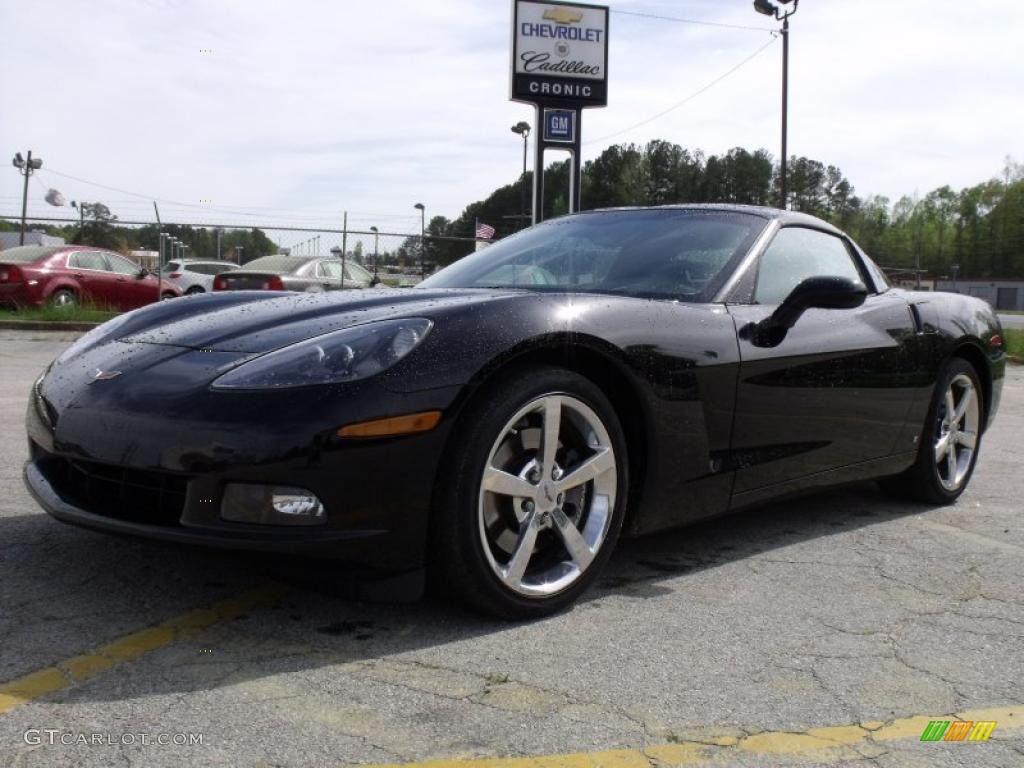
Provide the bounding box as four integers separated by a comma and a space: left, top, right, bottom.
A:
543, 7, 584, 24
90, 369, 123, 383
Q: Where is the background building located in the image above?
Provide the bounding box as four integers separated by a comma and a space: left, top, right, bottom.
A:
0, 231, 65, 249
935, 280, 1024, 311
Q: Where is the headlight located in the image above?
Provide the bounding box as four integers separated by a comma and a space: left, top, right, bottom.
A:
211, 318, 432, 390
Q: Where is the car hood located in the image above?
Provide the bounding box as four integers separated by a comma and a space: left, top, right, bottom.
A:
119, 288, 517, 353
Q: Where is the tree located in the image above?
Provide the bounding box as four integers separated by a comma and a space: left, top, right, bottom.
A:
73, 202, 123, 250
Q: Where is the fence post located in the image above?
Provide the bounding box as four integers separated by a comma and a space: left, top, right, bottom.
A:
153, 202, 162, 304
341, 212, 348, 290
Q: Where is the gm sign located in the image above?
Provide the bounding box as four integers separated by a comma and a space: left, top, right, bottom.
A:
511, 0, 609, 108
544, 109, 575, 143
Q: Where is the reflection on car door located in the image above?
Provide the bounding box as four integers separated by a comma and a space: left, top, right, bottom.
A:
727, 226, 922, 499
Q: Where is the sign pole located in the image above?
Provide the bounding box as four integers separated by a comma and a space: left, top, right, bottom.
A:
511, 0, 609, 225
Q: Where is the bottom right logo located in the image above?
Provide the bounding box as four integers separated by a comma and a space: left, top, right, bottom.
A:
920, 720, 997, 742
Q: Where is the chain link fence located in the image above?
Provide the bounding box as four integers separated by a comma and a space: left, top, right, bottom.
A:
0, 215, 488, 285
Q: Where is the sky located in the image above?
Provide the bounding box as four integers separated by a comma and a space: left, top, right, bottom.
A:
2, 0, 1022, 238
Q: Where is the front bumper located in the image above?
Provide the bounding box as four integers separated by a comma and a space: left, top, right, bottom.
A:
25, 369, 459, 576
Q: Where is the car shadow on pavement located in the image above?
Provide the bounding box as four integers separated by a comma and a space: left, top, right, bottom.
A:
1, 479, 936, 704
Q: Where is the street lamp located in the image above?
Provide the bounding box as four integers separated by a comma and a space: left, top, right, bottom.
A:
753, 0, 799, 209
369, 226, 380, 284
511, 122, 531, 226
414, 203, 426, 279
12, 150, 43, 245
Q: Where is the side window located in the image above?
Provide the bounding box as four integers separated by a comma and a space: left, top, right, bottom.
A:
107, 254, 141, 275
754, 228, 864, 305
69, 252, 109, 271
319, 261, 342, 279
344, 263, 373, 283
161, 261, 180, 274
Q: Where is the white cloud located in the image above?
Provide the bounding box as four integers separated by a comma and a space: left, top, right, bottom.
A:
2, 0, 1021, 233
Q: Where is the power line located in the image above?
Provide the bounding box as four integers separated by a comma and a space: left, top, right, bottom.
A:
33, 167, 426, 224
584, 35, 779, 147
610, 9, 774, 33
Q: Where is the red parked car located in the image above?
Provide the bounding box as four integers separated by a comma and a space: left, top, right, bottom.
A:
0, 245, 180, 310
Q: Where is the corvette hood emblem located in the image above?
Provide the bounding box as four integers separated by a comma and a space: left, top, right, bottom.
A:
90, 369, 123, 383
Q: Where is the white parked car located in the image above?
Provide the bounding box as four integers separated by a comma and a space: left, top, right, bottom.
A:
161, 260, 241, 294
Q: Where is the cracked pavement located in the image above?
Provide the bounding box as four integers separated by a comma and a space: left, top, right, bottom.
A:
0, 331, 1021, 767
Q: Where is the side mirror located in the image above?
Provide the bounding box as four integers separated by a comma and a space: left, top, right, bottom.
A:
770, 275, 868, 331
741, 276, 868, 347
137, 268, 150, 279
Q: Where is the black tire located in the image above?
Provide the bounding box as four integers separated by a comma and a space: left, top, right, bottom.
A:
48, 288, 77, 309
879, 357, 984, 505
430, 365, 628, 620
185, 286, 205, 295
160, 292, 176, 301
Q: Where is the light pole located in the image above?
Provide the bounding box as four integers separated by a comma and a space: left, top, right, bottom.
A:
370, 226, 380, 284
215, 227, 223, 260
12, 151, 43, 245
414, 203, 426, 279
753, 0, 798, 209
510, 122, 531, 227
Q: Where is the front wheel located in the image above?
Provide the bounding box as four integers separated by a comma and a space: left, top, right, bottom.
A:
431, 366, 627, 619
880, 357, 983, 504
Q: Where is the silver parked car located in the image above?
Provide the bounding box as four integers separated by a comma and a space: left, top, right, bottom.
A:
161, 260, 241, 294
212, 256, 378, 293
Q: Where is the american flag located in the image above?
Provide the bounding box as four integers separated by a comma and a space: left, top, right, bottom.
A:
475, 221, 496, 241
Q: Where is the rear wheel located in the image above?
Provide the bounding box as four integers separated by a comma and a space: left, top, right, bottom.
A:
160, 292, 176, 301
48, 289, 77, 309
185, 286, 205, 295
880, 357, 983, 504
431, 366, 627, 619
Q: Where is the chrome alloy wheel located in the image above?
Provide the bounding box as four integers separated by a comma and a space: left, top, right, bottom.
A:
934, 373, 980, 492
477, 394, 617, 597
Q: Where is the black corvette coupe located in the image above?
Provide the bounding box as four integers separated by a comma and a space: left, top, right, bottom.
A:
24, 205, 1005, 618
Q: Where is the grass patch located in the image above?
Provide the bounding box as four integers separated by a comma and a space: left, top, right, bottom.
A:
1005, 329, 1024, 359
1, 304, 120, 324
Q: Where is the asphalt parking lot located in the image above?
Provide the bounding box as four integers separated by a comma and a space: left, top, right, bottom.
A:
1, 329, 1022, 768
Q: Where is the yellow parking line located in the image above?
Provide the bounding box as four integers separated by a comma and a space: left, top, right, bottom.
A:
365, 705, 1023, 768
0, 582, 288, 715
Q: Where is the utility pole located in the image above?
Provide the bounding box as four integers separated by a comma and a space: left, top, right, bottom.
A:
753, 0, 799, 209
11, 151, 43, 245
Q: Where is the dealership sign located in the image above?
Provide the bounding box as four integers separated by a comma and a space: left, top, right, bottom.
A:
511, 0, 609, 108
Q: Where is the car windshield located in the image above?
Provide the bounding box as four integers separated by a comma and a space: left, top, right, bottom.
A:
420, 210, 766, 301
0, 245, 66, 264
